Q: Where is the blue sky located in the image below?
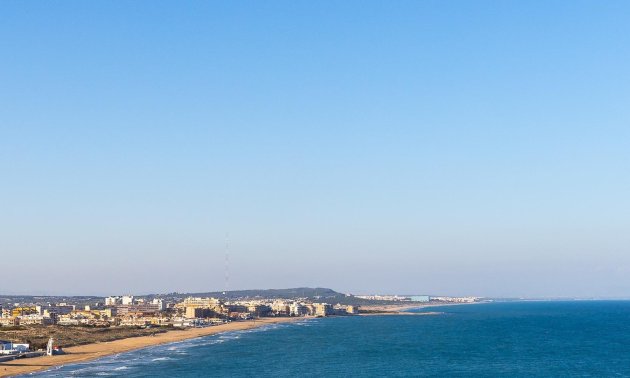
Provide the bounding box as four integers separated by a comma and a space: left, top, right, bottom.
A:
1, 1, 630, 297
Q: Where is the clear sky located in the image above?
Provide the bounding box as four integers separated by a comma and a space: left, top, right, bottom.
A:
2, 1, 629, 297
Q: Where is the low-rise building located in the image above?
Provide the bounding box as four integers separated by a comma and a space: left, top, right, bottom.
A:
0, 340, 12, 353
18, 314, 54, 325
38, 304, 74, 317
290, 302, 308, 316
333, 305, 348, 315
11, 307, 37, 317
247, 304, 271, 317
181, 297, 223, 310
410, 295, 430, 303
271, 301, 290, 316
185, 307, 219, 319
116, 303, 162, 315
57, 318, 80, 326
99, 308, 116, 318
0, 317, 19, 327
0, 340, 29, 355
313, 303, 333, 317
119, 317, 151, 327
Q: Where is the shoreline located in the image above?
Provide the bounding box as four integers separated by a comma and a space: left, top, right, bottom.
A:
1, 302, 485, 377
0, 317, 300, 377
359, 300, 485, 314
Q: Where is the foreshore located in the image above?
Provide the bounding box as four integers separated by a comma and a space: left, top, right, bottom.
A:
0, 317, 299, 378
359, 301, 480, 314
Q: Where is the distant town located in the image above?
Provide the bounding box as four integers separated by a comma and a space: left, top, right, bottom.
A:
1, 288, 481, 360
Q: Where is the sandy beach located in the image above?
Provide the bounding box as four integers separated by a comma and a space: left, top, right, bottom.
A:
0, 304, 476, 377
359, 301, 479, 314
359, 304, 425, 313
0, 317, 299, 378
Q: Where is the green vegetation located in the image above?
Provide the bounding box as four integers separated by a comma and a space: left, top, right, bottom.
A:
0, 325, 182, 350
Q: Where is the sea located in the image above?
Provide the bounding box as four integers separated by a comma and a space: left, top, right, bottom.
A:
30, 301, 630, 377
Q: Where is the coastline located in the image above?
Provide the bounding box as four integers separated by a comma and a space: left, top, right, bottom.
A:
0, 317, 299, 378
1, 302, 485, 377
359, 300, 484, 314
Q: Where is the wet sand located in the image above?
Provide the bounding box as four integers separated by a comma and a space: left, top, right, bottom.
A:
0, 317, 299, 377
360, 301, 481, 313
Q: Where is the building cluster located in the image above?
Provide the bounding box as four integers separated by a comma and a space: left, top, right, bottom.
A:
355, 295, 412, 301
354, 294, 478, 303
0, 339, 30, 356
431, 296, 479, 303
0, 295, 359, 329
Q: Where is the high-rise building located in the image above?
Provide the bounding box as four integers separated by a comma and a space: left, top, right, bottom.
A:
105, 296, 121, 306
121, 295, 134, 305
152, 298, 165, 311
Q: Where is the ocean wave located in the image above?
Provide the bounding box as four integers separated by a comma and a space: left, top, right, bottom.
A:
151, 357, 172, 361
28, 320, 310, 377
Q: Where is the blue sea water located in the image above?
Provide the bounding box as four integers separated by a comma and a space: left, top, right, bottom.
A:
30, 301, 630, 377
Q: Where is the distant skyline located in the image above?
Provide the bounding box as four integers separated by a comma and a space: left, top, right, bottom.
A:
2, 1, 630, 297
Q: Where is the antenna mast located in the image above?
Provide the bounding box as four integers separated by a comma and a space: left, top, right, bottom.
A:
223, 233, 229, 296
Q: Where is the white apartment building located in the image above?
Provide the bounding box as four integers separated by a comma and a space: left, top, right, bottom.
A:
121, 295, 134, 305
105, 296, 121, 306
